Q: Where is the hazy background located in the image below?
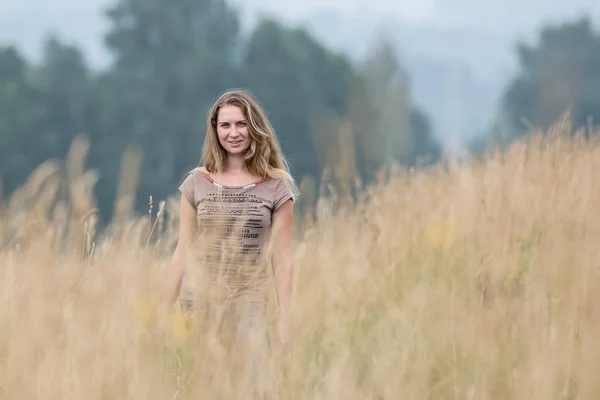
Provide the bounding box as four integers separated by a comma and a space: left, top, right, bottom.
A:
3, 0, 599, 146
4, 3, 600, 398
1, 0, 600, 222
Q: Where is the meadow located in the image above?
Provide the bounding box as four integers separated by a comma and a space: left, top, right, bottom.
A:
1, 115, 600, 399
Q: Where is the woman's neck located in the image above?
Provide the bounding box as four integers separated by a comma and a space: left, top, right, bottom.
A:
224, 155, 247, 174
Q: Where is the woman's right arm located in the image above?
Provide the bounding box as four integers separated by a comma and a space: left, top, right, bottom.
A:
159, 194, 197, 328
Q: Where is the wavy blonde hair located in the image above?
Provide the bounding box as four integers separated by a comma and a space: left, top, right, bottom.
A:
200, 89, 297, 192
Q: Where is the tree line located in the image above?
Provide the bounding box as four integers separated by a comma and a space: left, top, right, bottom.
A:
470, 17, 600, 153
0, 0, 440, 223
1, 0, 599, 223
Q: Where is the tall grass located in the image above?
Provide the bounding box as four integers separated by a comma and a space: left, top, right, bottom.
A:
2, 115, 600, 399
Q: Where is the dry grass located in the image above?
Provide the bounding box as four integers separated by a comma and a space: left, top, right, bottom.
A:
2, 116, 600, 399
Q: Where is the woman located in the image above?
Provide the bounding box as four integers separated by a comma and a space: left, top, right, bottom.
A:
159, 89, 296, 392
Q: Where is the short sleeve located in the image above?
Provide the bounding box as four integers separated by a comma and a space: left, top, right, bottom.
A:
178, 171, 195, 208
273, 178, 295, 211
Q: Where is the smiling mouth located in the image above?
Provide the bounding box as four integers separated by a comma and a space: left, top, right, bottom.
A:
229, 140, 242, 145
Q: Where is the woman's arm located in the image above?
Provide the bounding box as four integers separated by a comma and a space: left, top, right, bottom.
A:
271, 199, 294, 343
159, 195, 197, 328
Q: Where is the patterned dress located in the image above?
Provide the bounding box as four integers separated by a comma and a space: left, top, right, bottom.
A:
178, 168, 294, 391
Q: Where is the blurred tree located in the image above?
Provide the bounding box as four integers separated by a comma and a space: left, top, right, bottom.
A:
363, 38, 412, 166
348, 37, 440, 182
0, 46, 39, 194
408, 107, 440, 167
241, 18, 355, 182
346, 70, 379, 182
0, 39, 95, 198
503, 17, 600, 136
31, 37, 97, 166
0, 1, 443, 223
98, 0, 242, 216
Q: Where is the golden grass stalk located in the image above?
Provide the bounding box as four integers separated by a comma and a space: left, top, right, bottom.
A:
1, 116, 600, 398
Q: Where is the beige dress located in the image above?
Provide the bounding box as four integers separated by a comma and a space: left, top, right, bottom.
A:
178, 168, 294, 391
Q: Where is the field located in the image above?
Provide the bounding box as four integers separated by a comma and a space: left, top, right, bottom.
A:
2, 116, 600, 399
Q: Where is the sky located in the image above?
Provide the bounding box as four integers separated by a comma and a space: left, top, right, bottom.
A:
234, 0, 599, 30
1, 0, 599, 65
233, 0, 436, 22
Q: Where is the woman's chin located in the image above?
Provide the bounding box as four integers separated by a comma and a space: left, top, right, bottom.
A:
225, 146, 249, 156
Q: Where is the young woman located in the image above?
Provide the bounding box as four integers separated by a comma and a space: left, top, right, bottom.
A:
159, 89, 296, 391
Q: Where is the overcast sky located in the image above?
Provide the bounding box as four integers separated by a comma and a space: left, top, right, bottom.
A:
2, 0, 599, 66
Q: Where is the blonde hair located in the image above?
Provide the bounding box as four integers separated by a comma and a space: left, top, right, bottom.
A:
201, 89, 297, 194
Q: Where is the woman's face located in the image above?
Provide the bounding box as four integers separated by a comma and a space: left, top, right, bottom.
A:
216, 105, 250, 156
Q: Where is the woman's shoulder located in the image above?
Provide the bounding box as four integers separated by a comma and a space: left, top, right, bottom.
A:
181, 167, 211, 183
262, 174, 293, 190
188, 166, 208, 176
179, 167, 210, 190
263, 174, 297, 205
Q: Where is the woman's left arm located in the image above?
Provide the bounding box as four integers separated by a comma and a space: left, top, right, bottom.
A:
272, 199, 294, 344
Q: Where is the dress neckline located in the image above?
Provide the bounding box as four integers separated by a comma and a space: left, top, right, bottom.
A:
198, 170, 268, 189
